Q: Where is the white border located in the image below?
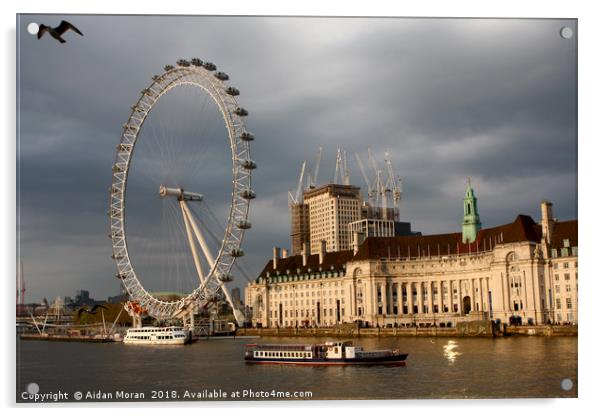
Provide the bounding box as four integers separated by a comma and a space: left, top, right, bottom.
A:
3, 1, 599, 415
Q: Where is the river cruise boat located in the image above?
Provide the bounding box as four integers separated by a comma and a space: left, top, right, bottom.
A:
123, 326, 188, 345
244, 341, 408, 366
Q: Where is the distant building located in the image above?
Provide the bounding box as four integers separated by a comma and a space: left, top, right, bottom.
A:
290, 202, 310, 256
108, 293, 128, 304
304, 184, 362, 254
348, 218, 418, 241
75, 290, 92, 305
245, 187, 578, 328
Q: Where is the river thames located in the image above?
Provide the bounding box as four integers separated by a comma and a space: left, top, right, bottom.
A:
16, 336, 577, 402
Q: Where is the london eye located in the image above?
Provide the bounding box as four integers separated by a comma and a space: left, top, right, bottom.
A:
108, 58, 255, 327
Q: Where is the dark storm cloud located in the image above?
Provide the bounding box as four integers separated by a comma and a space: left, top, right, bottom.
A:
17, 15, 577, 301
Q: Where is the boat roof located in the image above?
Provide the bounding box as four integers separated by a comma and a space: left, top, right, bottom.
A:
248, 341, 354, 348
128, 326, 183, 330
249, 343, 313, 349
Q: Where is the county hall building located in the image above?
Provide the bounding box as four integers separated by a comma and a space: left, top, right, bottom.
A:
245, 184, 578, 328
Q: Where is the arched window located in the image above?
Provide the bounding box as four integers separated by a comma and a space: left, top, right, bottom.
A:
256, 295, 263, 309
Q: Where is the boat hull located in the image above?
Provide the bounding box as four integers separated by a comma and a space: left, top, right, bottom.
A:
123, 339, 186, 345
245, 353, 408, 366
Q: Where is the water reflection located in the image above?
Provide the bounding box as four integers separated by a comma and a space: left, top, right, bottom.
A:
17, 336, 577, 400
443, 340, 461, 364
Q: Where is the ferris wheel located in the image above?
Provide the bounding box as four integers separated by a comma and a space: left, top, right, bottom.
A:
108, 58, 256, 326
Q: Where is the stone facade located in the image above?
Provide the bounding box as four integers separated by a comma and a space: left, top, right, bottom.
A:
246, 201, 577, 328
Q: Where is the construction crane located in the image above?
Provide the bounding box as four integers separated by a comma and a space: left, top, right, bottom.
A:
363, 148, 403, 221
309, 147, 323, 188
384, 151, 402, 220
334, 148, 342, 184
333, 147, 350, 185
354, 152, 376, 205
288, 160, 307, 206
343, 150, 350, 185
367, 148, 380, 179
367, 148, 387, 218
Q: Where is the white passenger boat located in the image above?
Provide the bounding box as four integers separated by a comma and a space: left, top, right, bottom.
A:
123, 326, 188, 345
244, 341, 408, 366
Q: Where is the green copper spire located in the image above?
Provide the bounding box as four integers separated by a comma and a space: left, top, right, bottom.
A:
462, 178, 481, 243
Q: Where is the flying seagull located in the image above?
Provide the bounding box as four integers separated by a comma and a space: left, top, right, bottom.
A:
77, 304, 108, 319
37, 20, 83, 43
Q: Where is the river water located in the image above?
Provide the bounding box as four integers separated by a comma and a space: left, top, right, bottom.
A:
16, 336, 577, 402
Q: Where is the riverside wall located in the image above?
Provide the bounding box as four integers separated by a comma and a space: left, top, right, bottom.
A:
237, 322, 577, 338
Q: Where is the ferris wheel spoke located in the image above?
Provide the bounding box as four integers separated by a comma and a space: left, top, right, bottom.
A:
179, 200, 206, 286
180, 199, 216, 269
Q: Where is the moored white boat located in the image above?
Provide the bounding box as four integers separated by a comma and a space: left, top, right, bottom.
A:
123, 326, 188, 345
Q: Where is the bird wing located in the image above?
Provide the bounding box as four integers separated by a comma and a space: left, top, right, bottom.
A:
55, 20, 83, 36
90, 304, 108, 313
77, 307, 88, 318
37, 25, 49, 39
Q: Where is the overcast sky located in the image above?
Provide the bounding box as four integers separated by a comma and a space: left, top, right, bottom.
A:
17, 15, 577, 303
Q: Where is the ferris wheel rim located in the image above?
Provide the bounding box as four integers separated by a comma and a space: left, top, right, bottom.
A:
108, 60, 254, 319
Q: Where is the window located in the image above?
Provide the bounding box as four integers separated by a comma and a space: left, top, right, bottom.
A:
556, 298, 562, 309
553, 263, 559, 269
564, 273, 571, 281
554, 274, 559, 281
555, 285, 561, 293
563, 262, 569, 269
566, 298, 572, 309
566, 285, 571, 293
